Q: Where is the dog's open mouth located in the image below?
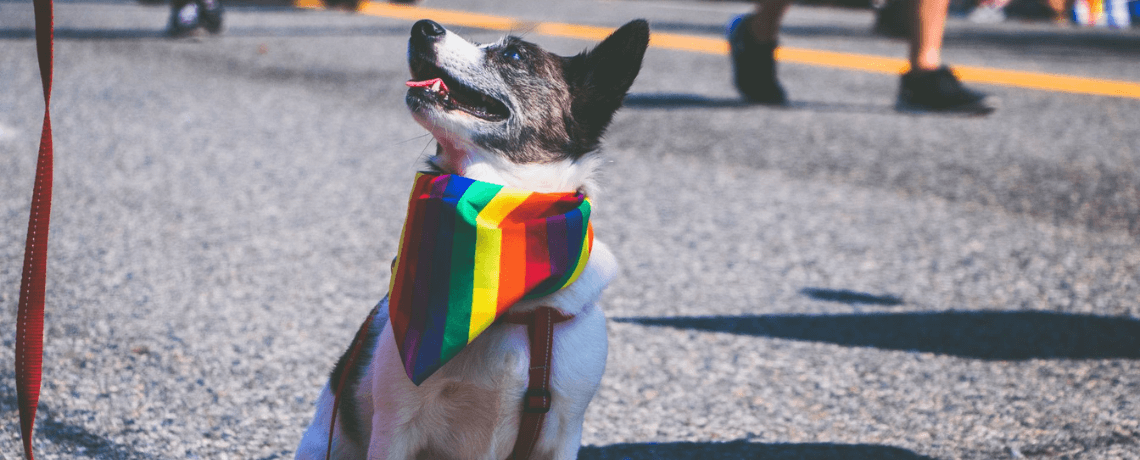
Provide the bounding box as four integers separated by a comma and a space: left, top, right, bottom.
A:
407, 65, 510, 122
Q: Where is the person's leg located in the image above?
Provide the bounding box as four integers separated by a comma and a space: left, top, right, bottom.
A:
898, 0, 994, 113
198, 0, 224, 34
167, 0, 200, 37
728, 1, 793, 104
1043, 0, 1073, 21
909, 0, 950, 71
749, 0, 793, 42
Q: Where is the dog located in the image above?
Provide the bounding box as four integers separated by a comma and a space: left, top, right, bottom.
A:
295, 18, 649, 460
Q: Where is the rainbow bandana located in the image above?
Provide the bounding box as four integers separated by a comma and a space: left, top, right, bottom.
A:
389, 173, 594, 385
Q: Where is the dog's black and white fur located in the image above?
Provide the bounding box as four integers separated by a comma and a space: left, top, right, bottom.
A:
295, 19, 649, 460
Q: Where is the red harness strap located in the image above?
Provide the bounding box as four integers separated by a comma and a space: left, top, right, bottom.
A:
322, 305, 571, 460
16, 0, 54, 459
504, 307, 574, 460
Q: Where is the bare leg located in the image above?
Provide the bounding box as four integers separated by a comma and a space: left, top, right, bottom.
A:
1043, 0, 1073, 20
910, 0, 950, 71
748, 0, 794, 42
898, 0, 993, 113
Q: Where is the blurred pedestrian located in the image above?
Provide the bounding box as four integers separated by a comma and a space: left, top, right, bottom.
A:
727, 0, 995, 113
168, 0, 224, 37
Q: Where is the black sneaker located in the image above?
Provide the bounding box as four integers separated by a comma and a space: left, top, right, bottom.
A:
199, 0, 224, 34
167, 1, 201, 38
727, 15, 787, 105
898, 66, 995, 115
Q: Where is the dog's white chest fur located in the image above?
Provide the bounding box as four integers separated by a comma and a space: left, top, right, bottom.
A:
295, 243, 618, 460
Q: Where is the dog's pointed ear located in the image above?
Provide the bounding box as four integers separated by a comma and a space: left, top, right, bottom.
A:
564, 19, 650, 155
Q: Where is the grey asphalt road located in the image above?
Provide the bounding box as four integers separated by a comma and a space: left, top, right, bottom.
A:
2, 0, 1139, 458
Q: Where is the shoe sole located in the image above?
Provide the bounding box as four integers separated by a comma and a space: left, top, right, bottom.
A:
167, 26, 210, 39
895, 95, 1000, 116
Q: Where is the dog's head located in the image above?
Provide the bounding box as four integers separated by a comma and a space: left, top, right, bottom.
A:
405, 19, 650, 193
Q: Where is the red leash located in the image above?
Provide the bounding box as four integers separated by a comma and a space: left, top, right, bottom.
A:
16, 0, 54, 458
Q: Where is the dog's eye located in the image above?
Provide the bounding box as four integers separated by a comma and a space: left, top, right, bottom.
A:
500, 46, 521, 61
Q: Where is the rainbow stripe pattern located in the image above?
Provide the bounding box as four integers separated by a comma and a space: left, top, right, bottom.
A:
389, 173, 594, 385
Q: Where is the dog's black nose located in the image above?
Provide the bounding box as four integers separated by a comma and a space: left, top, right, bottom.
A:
412, 20, 445, 39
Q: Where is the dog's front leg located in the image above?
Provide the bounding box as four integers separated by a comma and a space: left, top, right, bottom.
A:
294, 385, 334, 460
364, 412, 402, 460
295, 384, 371, 460
545, 427, 585, 460
365, 323, 425, 460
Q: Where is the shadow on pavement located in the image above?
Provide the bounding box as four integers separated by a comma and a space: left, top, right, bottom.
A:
624, 93, 894, 115
0, 25, 408, 40
800, 287, 905, 306
580, 440, 937, 460
0, 28, 167, 39
0, 371, 154, 459
614, 310, 1140, 360
624, 93, 752, 109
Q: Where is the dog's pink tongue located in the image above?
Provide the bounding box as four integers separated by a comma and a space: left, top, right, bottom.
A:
406, 78, 448, 92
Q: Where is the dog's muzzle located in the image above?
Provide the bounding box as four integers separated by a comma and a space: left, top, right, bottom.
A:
409, 19, 444, 52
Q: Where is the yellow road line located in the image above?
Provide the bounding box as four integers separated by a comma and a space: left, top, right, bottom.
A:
315, 1, 1140, 100
358, 2, 518, 30
953, 65, 1140, 98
